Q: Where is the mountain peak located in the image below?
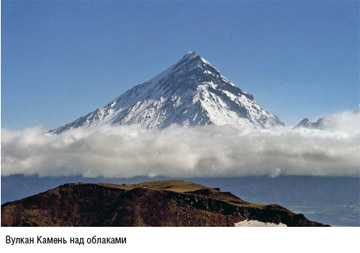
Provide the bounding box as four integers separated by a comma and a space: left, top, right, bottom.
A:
51, 53, 284, 133
173, 51, 212, 69
178, 51, 198, 62
294, 117, 327, 129
184, 51, 197, 59
183, 51, 200, 60
176, 51, 214, 69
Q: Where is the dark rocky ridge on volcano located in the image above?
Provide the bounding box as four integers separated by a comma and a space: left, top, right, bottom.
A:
1, 180, 326, 227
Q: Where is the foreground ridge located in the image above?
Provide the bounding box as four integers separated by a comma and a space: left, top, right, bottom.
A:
1, 180, 327, 227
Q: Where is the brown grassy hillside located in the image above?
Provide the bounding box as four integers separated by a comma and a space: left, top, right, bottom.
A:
1, 180, 327, 227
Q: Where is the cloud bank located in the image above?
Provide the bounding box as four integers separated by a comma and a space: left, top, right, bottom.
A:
2, 111, 360, 178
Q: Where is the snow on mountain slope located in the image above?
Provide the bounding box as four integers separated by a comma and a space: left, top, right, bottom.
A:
294, 110, 360, 131
51, 52, 284, 134
294, 118, 328, 129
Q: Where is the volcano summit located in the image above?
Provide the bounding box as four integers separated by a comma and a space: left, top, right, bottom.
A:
52, 52, 284, 133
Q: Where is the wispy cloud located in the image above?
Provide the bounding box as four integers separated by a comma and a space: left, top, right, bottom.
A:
2, 111, 359, 178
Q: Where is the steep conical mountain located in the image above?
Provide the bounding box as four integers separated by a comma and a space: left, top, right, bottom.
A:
52, 52, 284, 133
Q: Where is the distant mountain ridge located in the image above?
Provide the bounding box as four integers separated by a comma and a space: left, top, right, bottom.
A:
51, 52, 284, 133
294, 117, 328, 129
294, 110, 359, 130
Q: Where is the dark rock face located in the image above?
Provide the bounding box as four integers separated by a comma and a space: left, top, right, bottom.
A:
1, 180, 327, 227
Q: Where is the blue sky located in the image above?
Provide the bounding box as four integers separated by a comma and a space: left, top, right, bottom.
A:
2, 0, 359, 129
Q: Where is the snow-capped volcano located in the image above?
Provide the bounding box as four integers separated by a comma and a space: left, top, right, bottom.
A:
52, 52, 284, 133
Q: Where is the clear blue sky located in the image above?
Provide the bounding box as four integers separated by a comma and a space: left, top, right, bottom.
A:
2, 0, 359, 129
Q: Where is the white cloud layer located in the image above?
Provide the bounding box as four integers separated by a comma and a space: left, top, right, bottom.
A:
2, 111, 360, 178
